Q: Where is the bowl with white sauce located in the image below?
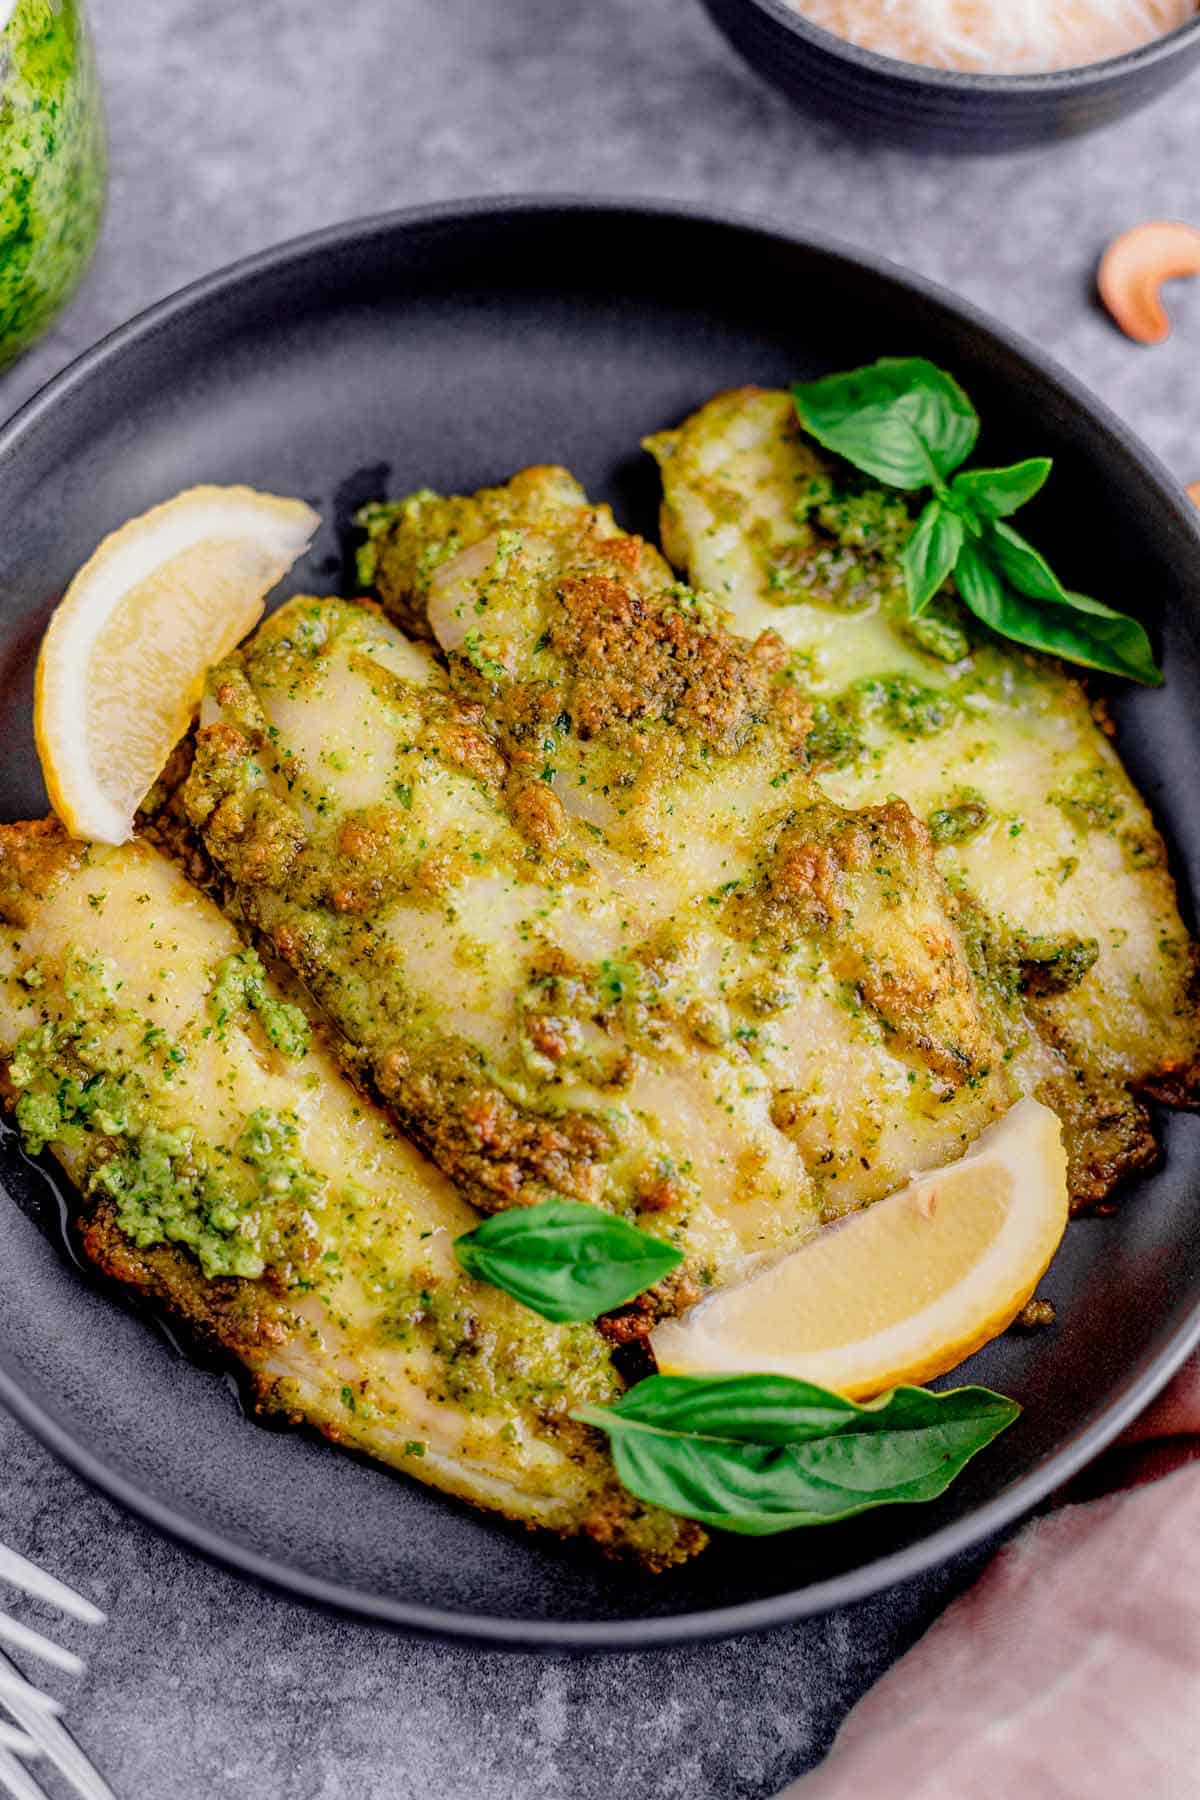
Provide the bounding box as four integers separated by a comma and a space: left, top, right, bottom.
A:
697, 0, 1200, 150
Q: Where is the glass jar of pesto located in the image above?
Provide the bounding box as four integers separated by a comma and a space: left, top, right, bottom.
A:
0, 0, 105, 369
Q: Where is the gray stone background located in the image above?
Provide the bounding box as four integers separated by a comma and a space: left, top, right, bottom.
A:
2, 3, 1198, 1796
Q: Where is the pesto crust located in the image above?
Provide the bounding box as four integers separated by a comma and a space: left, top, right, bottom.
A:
725, 798, 994, 1087
647, 385, 1200, 1209
0, 828, 703, 1567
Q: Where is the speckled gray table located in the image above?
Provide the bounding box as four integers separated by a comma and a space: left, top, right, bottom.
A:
2, 4, 1198, 1797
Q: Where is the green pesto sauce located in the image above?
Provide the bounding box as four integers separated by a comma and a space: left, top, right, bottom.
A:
374, 1270, 613, 1414
209, 947, 311, 1060
1012, 930, 1100, 996
855, 673, 957, 738
0, 0, 105, 367
793, 473, 911, 559
766, 466, 975, 664
765, 476, 911, 613
903, 600, 971, 665
804, 672, 957, 773
928, 790, 990, 847
8, 949, 319, 1279
1049, 765, 1123, 832
7, 949, 622, 1418
804, 698, 863, 770
90, 1106, 318, 1280
956, 906, 1099, 1029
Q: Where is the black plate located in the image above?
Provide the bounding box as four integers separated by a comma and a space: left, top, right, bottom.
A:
2, 199, 1200, 1650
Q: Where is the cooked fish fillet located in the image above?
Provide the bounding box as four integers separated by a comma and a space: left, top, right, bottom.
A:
0, 822, 700, 1567
177, 503, 1030, 1291
644, 388, 1200, 1205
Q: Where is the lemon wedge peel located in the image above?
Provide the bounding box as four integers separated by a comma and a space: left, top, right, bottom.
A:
35, 485, 320, 845
651, 1098, 1068, 1401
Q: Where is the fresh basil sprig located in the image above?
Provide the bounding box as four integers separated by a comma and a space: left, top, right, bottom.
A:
455, 1199, 683, 1323
575, 1372, 1019, 1535
793, 358, 1161, 686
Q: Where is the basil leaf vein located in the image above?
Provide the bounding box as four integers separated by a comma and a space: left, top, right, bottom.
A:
455, 1198, 683, 1322
575, 1373, 1019, 1535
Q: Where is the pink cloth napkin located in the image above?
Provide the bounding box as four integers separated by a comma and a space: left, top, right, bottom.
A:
782, 1354, 1200, 1800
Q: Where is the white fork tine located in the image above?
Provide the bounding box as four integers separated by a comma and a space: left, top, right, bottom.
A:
0, 1650, 113, 1800
0, 1679, 57, 1720
0, 1550, 103, 1629
0, 1545, 111, 1800
0, 1732, 38, 1761
0, 1745, 47, 1800
0, 1616, 82, 1677
0, 1615, 82, 1680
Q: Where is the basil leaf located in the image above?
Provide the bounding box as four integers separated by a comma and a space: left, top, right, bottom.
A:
989, 587, 1160, 686
953, 536, 1011, 616
951, 458, 1052, 520
957, 534, 1162, 686
582, 1372, 867, 1445
575, 1374, 1019, 1535
902, 498, 965, 617
986, 519, 1070, 603
455, 1199, 683, 1322
793, 357, 978, 489
790, 358, 1160, 685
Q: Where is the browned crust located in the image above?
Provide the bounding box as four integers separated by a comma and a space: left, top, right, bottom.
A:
726, 799, 996, 1087
271, 932, 619, 1215
360, 1022, 616, 1214
1035, 1063, 1162, 1214
0, 817, 84, 927
1135, 948, 1200, 1111
545, 574, 807, 756
77, 1200, 288, 1364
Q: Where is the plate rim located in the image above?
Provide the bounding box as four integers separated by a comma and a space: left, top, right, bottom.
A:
2, 192, 1199, 1651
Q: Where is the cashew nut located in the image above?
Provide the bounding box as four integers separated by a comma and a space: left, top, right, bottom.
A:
1098, 221, 1200, 345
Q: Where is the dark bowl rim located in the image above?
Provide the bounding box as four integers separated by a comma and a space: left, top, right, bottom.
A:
723, 0, 1200, 92
2, 191, 1200, 1651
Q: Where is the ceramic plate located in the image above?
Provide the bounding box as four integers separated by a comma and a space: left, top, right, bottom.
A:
2, 199, 1199, 1647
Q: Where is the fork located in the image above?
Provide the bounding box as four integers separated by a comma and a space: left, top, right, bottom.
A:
0, 1544, 113, 1800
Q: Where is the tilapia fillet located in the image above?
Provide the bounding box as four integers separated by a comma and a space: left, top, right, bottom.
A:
0, 822, 700, 1568
353, 418, 1200, 1214
643, 388, 1200, 1204
173, 523, 1012, 1293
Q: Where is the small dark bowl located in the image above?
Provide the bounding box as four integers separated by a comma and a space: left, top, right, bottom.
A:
698, 0, 1200, 152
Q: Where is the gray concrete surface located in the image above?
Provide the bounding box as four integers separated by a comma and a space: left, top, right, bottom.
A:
1, 2, 1198, 1795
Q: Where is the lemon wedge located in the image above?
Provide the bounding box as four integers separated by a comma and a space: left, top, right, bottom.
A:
35, 485, 320, 844
651, 1098, 1067, 1399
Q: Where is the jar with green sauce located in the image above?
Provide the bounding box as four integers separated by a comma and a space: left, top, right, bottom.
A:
0, 0, 105, 369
